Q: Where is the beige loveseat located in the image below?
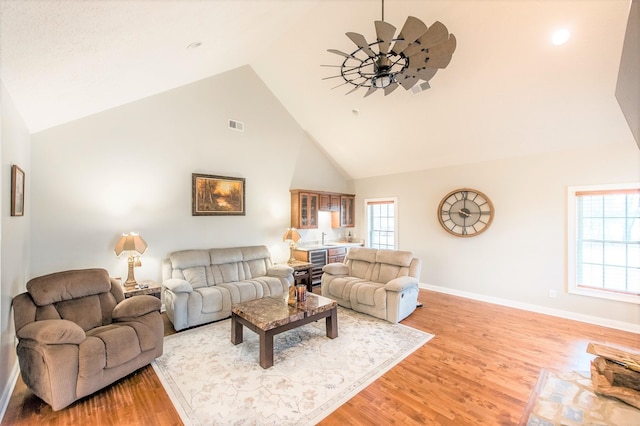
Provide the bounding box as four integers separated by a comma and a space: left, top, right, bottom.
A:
321, 247, 421, 323
162, 245, 293, 331
12, 268, 163, 411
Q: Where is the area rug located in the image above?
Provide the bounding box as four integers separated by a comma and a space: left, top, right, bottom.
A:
152, 307, 432, 425
521, 369, 640, 425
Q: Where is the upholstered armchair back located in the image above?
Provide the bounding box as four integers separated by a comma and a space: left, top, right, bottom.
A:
13, 268, 124, 333
163, 246, 275, 288
345, 247, 421, 284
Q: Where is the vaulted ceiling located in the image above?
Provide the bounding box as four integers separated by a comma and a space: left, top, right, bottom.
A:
0, 0, 634, 179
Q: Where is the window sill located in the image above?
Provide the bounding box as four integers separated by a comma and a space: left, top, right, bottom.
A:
569, 286, 640, 305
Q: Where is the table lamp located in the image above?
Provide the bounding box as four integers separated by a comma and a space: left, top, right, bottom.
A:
282, 228, 301, 264
114, 232, 148, 287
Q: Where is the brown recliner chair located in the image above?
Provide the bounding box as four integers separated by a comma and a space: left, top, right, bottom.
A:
12, 268, 163, 411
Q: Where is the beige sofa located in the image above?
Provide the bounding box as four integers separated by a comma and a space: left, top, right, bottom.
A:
321, 247, 421, 323
12, 268, 163, 411
162, 245, 293, 331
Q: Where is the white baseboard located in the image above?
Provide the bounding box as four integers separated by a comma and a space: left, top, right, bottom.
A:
420, 284, 640, 334
0, 361, 19, 424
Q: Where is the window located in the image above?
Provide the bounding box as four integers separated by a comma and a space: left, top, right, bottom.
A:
568, 183, 640, 304
366, 198, 398, 250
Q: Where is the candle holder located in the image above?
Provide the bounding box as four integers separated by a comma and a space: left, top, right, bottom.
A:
296, 284, 307, 303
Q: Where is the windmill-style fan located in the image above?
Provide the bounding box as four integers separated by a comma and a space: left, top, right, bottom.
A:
324, 1, 456, 96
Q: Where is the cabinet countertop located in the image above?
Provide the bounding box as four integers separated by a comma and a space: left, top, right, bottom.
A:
294, 242, 364, 251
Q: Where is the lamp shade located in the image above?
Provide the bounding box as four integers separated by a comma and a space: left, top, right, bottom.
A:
114, 233, 148, 256
282, 228, 301, 243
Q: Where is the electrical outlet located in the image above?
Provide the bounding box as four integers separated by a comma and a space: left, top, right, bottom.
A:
549, 289, 557, 298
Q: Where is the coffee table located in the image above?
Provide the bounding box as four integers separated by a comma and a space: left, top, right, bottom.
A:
231, 293, 338, 368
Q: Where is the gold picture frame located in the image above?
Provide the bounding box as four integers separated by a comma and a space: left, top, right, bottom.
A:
192, 173, 245, 216
11, 165, 25, 217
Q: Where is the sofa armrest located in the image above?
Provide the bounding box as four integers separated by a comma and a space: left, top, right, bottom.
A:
163, 278, 193, 293
112, 295, 161, 320
323, 263, 349, 276
17, 319, 86, 345
385, 276, 419, 292
267, 264, 294, 278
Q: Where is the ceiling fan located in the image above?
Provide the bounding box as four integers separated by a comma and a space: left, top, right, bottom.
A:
324, 0, 456, 96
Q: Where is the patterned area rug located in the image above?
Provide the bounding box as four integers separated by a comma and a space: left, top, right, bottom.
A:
522, 369, 640, 425
152, 307, 433, 425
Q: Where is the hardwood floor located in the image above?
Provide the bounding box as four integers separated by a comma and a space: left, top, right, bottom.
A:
2, 289, 638, 425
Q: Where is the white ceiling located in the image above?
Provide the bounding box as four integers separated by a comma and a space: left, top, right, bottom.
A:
0, 0, 635, 179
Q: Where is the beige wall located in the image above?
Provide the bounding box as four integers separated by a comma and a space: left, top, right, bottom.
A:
29, 66, 349, 281
1, 82, 31, 416
352, 141, 640, 329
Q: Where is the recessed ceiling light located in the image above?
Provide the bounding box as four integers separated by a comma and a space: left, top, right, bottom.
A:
187, 42, 202, 50
551, 29, 570, 45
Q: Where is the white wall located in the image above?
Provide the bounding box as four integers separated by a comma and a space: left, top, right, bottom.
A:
352, 141, 640, 328
30, 65, 348, 282
0, 81, 31, 418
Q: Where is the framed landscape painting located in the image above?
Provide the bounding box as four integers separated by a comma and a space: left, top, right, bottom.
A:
192, 173, 245, 216
11, 165, 25, 216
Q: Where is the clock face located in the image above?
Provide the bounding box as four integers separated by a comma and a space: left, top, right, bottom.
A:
438, 188, 494, 237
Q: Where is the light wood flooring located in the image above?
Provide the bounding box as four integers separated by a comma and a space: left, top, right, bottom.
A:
2, 289, 638, 425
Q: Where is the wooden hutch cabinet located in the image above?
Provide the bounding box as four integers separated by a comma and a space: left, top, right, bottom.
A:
290, 191, 318, 229
331, 195, 355, 228
291, 190, 355, 229
319, 193, 340, 211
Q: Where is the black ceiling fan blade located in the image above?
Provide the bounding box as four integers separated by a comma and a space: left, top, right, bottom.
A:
327, 49, 363, 61
330, 80, 352, 90
402, 21, 449, 57
346, 32, 376, 58
374, 20, 396, 54
391, 16, 428, 55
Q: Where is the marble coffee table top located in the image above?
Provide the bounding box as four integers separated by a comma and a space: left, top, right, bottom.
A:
231, 293, 336, 331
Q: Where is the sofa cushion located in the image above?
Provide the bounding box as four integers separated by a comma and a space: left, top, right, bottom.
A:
17, 319, 86, 345
195, 286, 227, 314
250, 276, 286, 297
347, 247, 377, 263
218, 281, 264, 303
79, 336, 107, 377
375, 263, 408, 284
349, 260, 374, 280
376, 249, 413, 267
87, 324, 141, 368
170, 250, 210, 270
55, 295, 104, 331
212, 262, 244, 283
351, 282, 386, 307
112, 296, 161, 319
209, 248, 243, 265
183, 266, 210, 289
27, 269, 111, 306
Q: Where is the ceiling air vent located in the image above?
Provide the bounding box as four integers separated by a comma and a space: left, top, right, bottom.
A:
228, 119, 244, 132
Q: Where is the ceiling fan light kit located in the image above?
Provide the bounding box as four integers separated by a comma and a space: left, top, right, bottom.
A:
325, 0, 456, 96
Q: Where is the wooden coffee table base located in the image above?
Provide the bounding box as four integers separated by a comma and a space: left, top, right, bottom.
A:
231, 302, 337, 369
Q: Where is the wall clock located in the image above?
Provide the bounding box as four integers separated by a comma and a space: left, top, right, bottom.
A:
438, 188, 494, 237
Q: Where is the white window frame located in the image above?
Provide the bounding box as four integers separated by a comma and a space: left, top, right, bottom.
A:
365, 197, 399, 249
567, 182, 640, 304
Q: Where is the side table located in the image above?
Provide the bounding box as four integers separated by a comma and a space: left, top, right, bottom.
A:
123, 280, 162, 300
285, 261, 314, 292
